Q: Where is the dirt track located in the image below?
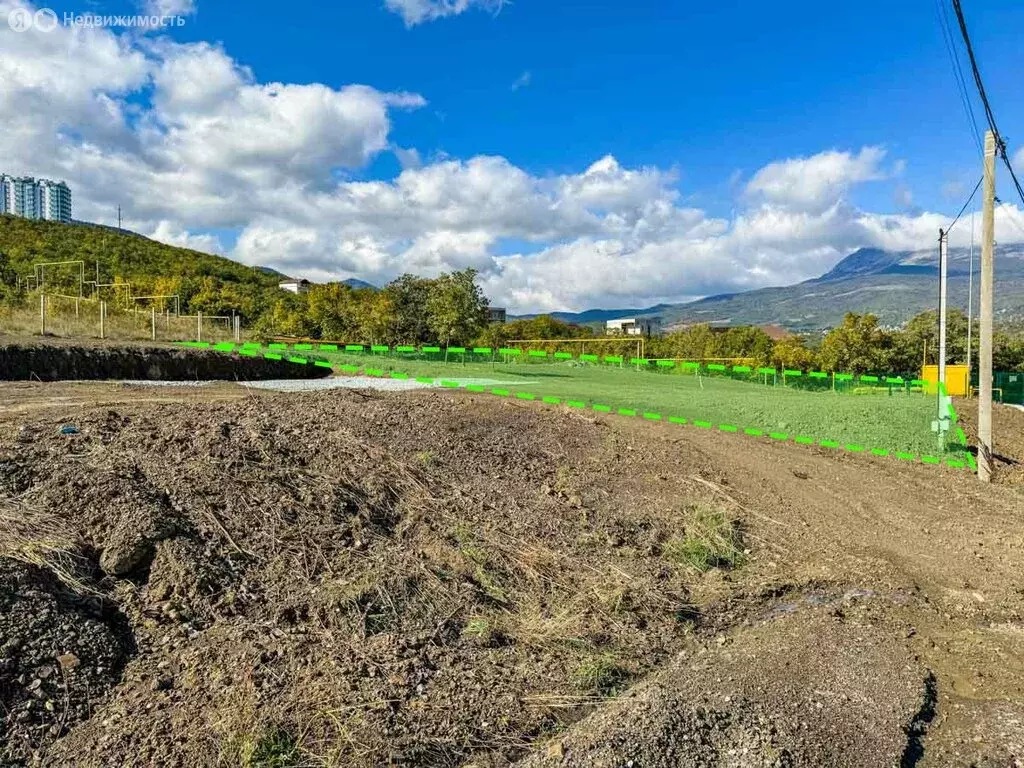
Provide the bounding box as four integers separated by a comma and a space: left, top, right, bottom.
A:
1, 380, 1023, 767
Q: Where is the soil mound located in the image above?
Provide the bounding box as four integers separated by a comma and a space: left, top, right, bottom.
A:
0, 342, 329, 382
516, 608, 929, 767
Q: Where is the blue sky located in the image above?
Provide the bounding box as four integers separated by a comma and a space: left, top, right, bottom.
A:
3, 0, 1024, 310
172, 0, 1024, 213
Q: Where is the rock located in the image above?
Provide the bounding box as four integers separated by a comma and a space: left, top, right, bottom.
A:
57, 652, 79, 672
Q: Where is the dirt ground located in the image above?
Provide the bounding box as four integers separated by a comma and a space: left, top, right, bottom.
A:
0, 379, 1022, 767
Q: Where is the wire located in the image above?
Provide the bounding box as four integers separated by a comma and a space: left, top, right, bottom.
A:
946, 176, 982, 234
951, 0, 1024, 207
935, 0, 983, 154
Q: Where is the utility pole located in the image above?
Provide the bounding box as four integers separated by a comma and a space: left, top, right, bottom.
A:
978, 130, 996, 482
967, 212, 975, 372
937, 229, 950, 448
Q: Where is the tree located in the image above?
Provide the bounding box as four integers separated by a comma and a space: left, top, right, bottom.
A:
385, 274, 433, 344
771, 335, 816, 371
307, 283, 359, 339
817, 313, 890, 374
425, 268, 489, 348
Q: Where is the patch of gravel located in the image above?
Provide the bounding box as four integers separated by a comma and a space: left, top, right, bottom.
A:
515, 608, 929, 768
237, 376, 533, 392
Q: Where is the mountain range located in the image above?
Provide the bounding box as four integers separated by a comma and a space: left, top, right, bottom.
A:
521, 244, 1024, 332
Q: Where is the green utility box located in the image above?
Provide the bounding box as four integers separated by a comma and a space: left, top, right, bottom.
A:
970, 370, 1024, 405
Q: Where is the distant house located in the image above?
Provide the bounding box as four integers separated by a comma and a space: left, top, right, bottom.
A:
606, 316, 662, 337
758, 324, 793, 341
487, 307, 507, 324
278, 278, 312, 295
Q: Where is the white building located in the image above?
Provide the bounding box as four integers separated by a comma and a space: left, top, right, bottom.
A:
0, 175, 72, 223
606, 316, 662, 337
278, 278, 312, 294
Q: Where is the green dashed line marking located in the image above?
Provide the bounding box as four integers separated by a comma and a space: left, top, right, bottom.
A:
345, 345, 363, 351
422, 346, 441, 353
593, 404, 612, 413
516, 392, 536, 400
319, 344, 338, 352
707, 364, 726, 371
845, 444, 865, 452
921, 456, 941, 465
819, 440, 840, 449
732, 365, 752, 373
668, 416, 687, 425
554, 352, 574, 359
580, 354, 598, 362
466, 385, 486, 392
744, 428, 763, 436
809, 371, 828, 379
268, 343, 286, 351
794, 436, 814, 445
631, 358, 649, 365
604, 356, 623, 364
239, 349, 258, 357
681, 362, 700, 370
440, 380, 460, 388
694, 420, 712, 429
618, 408, 637, 416
314, 361, 332, 368
371, 345, 389, 352
895, 452, 915, 461
911, 379, 927, 387
264, 353, 282, 361
643, 412, 662, 421
396, 345, 416, 352
415, 376, 434, 384
967, 453, 978, 472
835, 373, 854, 382
473, 347, 492, 354
757, 367, 776, 375
769, 432, 788, 441
294, 343, 313, 351
448, 347, 466, 354
542, 396, 561, 404
657, 360, 676, 368
340, 364, 360, 373
947, 459, 966, 469
567, 400, 586, 408
391, 372, 410, 380
719, 424, 738, 433
957, 427, 967, 444
529, 350, 548, 357
870, 448, 889, 457
365, 368, 385, 377
860, 375, 879, 383
287, 357, 308, 365
784, 370, 802, 377
491, 388, 510, 396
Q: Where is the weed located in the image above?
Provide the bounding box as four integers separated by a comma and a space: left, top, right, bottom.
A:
570, 653, 627, 695
664, 506, 745, 573
462, 616, 494, 643
414, 450, 435, 467
248, 728, 300, 768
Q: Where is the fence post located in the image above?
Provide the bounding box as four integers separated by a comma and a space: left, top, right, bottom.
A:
100, 301, 106, 339
197, 311, 202, 343
75, 297, 80, 319
151, 307, 156, 341
40, 294, 45, 335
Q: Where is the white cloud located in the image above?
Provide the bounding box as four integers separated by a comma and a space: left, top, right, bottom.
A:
1013, 146, 1024, 172
511, 71, 531, 91
745, 147, 890, 213
3, 1, 1024, 315
384, 0, 507, 27
142, 0, 196, 17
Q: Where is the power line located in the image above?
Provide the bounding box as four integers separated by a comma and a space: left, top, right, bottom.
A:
950, 0, 1024, 207
946, 176, 982, 234
934, 0, 983, 153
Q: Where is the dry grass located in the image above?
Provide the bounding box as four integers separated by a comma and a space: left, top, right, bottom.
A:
663, 505, 745, 573
0, 498, 92, 592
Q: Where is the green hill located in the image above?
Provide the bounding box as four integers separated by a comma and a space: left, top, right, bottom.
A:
0, 215, 284, 321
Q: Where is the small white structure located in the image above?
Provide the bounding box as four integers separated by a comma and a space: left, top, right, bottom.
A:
487, 307, 507, 324
278, 278, 312, 294
606, 316, 662, 336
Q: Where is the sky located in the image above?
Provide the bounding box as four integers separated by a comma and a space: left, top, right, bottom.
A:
3, 0, 1024, 312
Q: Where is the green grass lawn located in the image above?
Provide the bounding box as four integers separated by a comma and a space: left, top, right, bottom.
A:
243, 346, 957, 459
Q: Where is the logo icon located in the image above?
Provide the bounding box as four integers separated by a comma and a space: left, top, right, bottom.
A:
34, 7, 58, 32
7, 7, 33, 31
